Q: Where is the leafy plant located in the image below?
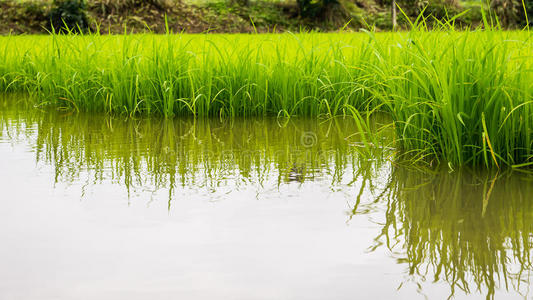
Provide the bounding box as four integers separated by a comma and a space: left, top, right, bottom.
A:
297, 0, 346, 22
48, 0, 89, 33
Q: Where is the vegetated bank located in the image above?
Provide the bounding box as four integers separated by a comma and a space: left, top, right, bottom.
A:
0, 0, 508, 35
0, 30, 532, 168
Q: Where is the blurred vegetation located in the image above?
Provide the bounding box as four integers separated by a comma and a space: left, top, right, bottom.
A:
0, 0, 531, 33
48, 0, 89, 33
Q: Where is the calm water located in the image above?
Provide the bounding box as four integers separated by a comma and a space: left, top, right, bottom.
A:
0, 99, 532, 300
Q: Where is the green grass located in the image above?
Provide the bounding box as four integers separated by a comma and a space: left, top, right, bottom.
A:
0, 33, 380, 116
0, 30, 532, 168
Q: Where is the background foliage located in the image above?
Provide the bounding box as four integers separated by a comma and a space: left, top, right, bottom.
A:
48, 0, 89, 32
1, 0, 531, 34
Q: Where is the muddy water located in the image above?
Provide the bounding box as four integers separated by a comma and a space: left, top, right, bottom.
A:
0, 99, 531, 299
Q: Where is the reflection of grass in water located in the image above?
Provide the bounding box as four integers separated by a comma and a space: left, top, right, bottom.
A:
3, 98, 533, 298
0, 98, 392, 200
368, 167, 533, 299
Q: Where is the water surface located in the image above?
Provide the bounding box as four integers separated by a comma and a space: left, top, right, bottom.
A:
0, 98, 532, 299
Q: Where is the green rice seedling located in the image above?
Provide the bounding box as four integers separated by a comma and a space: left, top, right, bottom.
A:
364, 30, 533, 167
0, 33, 380, 116
0, 30, 532, 168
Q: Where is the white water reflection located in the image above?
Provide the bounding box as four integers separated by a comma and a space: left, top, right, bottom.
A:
0, 99, 531, 299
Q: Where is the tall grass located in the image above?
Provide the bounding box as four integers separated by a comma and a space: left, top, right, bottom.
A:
0, 33, 378, 117
0, 30, 532, 167
370, 30, 533, 167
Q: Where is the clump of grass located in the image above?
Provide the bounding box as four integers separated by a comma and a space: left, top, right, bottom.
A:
367, 29, 533, 168
0, 33, 377, 117
0, 29, 532, 168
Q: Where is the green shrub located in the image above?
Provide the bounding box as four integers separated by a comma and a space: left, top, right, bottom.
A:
48, 0, 89, 33
489, 0, 532, 27
424, 0, 461, 20
297, 0, 340, 19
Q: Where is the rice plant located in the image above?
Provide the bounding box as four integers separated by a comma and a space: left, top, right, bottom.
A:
0, 29, 532, 167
